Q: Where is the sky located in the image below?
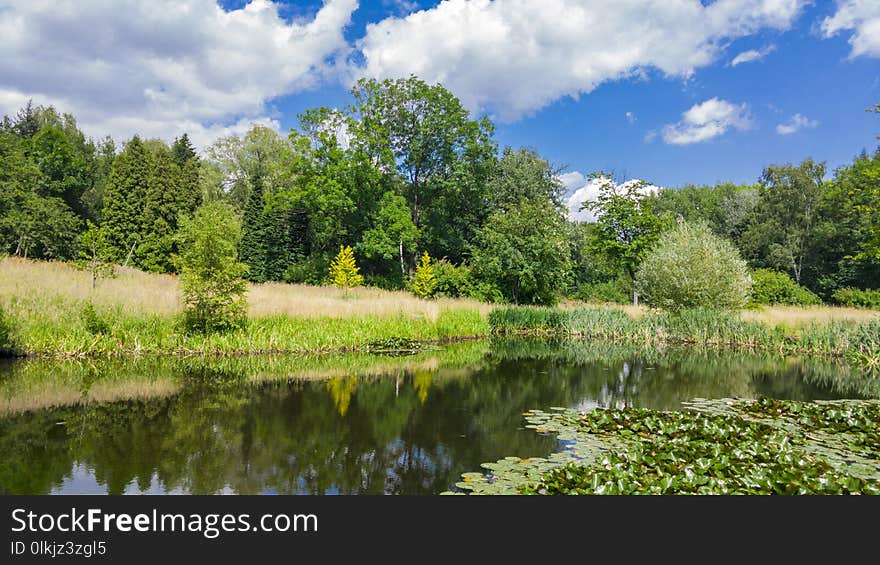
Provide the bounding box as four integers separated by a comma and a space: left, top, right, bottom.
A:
1, 0, 879, 204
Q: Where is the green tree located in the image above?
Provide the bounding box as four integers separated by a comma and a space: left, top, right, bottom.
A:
101, 136, 151, 264
76, 221, 115, 289
138, 145, 181, 273
583, 176, 672, 305
349, 76, 496, 266
238, 169, 269, 282
636, 221, 752, 311
175, 202, 248, 333
410, 252, 437, 298
171, 133, 202, 216
358, 192, 419, 280
329, 245, 363, 293
488, 147, 565, 211
470, 199, 570, 305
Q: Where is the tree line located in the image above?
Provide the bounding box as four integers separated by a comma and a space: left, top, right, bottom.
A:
1, 78, 878, 307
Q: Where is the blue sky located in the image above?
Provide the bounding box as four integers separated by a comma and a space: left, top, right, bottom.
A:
2, 0, 878, 190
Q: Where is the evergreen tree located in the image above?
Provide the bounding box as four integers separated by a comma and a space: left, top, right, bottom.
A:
411, 252, 437, 298
11, 100, 40, 138
100, 136, 150, 264
329, 245, 363, 293
238, 169, 269, 281
172, 133, 201, 216
138, 147, 181, 272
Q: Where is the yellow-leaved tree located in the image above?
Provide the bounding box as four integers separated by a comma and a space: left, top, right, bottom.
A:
411, 252, 436, 298
329, 245, 363, 295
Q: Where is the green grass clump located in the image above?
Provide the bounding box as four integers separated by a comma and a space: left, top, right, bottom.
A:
488, 306, 570, 332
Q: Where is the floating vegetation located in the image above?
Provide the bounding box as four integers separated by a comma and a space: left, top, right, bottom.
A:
365, 337, 440, 356
449, 399, 880, 495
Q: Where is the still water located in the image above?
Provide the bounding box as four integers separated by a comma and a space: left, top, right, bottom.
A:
0, 338, 875, 494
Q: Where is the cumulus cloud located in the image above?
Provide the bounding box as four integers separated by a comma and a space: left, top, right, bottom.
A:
821, 0, 880, 58
562, 173, 662, 222
730, 44, 777, 66
354, 0, 806, 120
0, 0, 357, 146
662, 98, 752, 145
776, 113, 818, 135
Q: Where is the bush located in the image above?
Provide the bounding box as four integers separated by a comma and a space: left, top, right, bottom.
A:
283, 259, 324, 285
636, 222, 751, 311
410, 252, 437, 298
832, 287, 880, 309
175, 202, 249, 334
750, 269, 822, 306
432, 259, 473, 298
576, 279, 630, 304
79, 301, 110, 335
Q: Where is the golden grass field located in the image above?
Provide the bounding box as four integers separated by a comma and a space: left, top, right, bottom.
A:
0, 256, 490, 320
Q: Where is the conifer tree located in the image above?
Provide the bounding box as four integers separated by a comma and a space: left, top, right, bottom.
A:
172, 134, 201, 215
138, 147, 180, 272
100, 136, 150, 264
239, 169, 269, 281
329, 245, 363, 294
411, 252, 436, 298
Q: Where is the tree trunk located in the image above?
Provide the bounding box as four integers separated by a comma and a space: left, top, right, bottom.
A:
399, 238, 406, 279
123, 241, 137, 268
633, 285, 639, 307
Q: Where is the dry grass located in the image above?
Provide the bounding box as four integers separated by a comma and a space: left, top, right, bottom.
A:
741, 305, 880, 327
0, 256, 489, 320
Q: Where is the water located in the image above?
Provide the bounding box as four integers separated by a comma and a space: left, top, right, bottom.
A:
0, 338, 876, 494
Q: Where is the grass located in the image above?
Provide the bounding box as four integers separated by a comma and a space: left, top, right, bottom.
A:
0, 257, 489, 358
489, 305, 880, 362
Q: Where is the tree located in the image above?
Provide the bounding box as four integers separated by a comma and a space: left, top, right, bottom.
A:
488, 147, 565, 211
171, 133, 202, 216
410, 252, 437, 298
470, 199, 570, 305
329, 245, 363, 294
636, 222, 752, 311
740, 160, 825, 285
349, 76, 497, 266
358, 192, 419, 279
238, 169, 269, 282
138, 145, 181, 272
175, 202, 248, 333
583, 176, 671, 305
101, 136, 151, 264
76, 221, 115, 289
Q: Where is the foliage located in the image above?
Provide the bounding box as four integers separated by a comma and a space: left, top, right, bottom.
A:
583, 176, 672, 304
79, 302, 110, 335
431, 258, 473, 298
0, 305, 14, 352
75, 221, 115, 288
100, 136, 151, 264
750, 268, 822, 306
174, 202, 248, 334
740, 159, 825, 285
329, 245, 364, 292
832, 287, 880, 310
410, 252, 437, 298
470, 199, 570, 305
576, 278, 631, 304
636, 222, 752, 311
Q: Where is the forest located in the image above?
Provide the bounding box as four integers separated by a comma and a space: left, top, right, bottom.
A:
2, 76, 879, 309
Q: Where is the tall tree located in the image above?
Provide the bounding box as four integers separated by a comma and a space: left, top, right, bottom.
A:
583, 176, 671, 305
171, 133, 202, 216
100, 136, 151, 264
740, 159, 826, 285
138, 145, 181, 273
349, 76, 496, 266
238, 169, 269, 282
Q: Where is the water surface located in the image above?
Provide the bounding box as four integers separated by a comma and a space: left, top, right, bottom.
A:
0, 338, 875, 494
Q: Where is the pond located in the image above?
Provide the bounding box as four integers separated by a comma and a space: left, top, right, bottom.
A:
1, 338, 877, 494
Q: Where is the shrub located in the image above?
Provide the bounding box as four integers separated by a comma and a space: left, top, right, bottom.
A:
79, 301, 111, 335
636, 222, 751, 311
175, 202, 249, 334
410, 252, 437, 298
832, 287, 880, 310
750, 269, 822, 306
283, 259, 324, 285
576, 279, 630, 304
432, 259, 472, 298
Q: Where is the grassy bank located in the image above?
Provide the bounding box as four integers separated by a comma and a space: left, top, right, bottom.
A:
0, 257, 489, 357
489, 305, 880, 362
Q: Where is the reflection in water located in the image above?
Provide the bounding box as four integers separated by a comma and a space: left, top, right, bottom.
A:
0, 338, 875, 495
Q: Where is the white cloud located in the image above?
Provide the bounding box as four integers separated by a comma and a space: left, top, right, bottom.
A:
0, 0, 357, 146
354, 0, 806, 120
625, 111, 637, 124
563, 174, 661, 222
776, 113, 818, 135
821, 0, 880, 58
662, 97, 752, 145
730, 44, 777, 66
